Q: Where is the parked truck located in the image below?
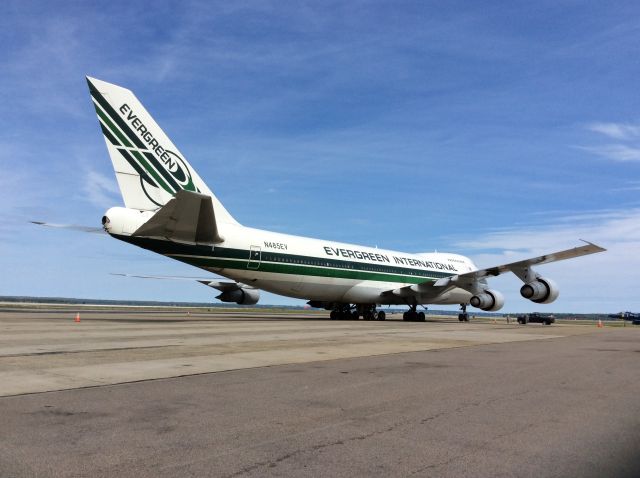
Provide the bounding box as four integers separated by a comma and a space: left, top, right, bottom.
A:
517, 312, 555, 325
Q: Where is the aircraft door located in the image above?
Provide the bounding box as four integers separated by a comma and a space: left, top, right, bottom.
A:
248, 245, 261, 270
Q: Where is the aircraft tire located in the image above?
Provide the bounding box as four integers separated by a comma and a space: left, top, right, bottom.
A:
417, 312, 426, 322
404, 311, 418, 321
330, 310, 338, 320
377, 311, 386, 321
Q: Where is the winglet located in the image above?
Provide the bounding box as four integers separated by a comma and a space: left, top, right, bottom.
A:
579, 239, 607, 252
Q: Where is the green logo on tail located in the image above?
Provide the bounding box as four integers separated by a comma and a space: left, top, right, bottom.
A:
88, 78, 198, 206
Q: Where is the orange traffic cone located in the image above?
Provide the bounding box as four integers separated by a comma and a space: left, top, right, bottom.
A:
74, 312, 81, 323
597, 319, 603, 328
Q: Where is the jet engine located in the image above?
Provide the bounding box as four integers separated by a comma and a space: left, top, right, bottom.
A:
307, 301, 334, 310
520, 277, 559, 304
470, 289, 505, 311
216, 288, 260, 305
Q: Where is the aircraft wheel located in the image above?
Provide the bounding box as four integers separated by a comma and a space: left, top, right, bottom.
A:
404, 311, 417, 321
417, 311, 426, 322
330, 311, 338, 320
377, 311, 386, 321
352, 311, 360, 320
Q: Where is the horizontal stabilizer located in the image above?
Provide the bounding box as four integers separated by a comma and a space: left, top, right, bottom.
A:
111, 272, 253, 292
112, 272, 259, 304
132, 190, 224, 245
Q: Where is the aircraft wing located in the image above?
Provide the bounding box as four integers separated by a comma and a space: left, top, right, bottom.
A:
433, 241, 606, 287
385, 241, 606, 300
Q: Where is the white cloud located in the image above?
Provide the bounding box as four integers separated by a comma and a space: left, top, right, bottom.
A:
582, 122, 640, 162
83, 170, 120, 209
587, 122, 640, 140
579, 144, 640, 161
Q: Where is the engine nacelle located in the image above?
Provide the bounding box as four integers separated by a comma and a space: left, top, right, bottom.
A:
470, 289, 505, 312
307, 301, 334, 310
520, 277, 559, 304
102, 207, 152, 235
216, 288, 260, 305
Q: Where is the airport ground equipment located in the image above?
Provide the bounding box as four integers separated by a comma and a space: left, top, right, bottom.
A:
517, 313, 555, 325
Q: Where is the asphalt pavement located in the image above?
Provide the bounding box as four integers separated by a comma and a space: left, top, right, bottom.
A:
1, 322, 638, 477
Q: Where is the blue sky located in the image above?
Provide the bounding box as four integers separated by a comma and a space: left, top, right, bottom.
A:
1, 1, 639, 313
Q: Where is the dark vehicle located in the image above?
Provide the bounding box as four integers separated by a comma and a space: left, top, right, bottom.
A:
608, 312, 640, 325
517, 312, 555, 325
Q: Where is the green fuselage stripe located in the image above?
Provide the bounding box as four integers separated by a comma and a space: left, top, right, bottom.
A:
114, 235, 454, 284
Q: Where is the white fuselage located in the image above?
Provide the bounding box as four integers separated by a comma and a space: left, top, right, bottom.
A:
105, 206, 477, 306
160, 223, 477, 306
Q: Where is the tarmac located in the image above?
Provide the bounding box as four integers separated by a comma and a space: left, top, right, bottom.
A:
1, 307, 639, 477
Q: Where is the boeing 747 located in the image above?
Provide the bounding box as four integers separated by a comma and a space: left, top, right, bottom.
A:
87, 77, 605, 321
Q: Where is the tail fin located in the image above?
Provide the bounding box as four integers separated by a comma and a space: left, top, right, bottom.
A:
86, 76, 238, 225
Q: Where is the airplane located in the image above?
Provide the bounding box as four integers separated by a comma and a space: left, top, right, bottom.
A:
608, 312, 640, 324
85, 77, 606, 322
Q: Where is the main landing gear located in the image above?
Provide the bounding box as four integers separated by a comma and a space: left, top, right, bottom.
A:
458, 303, 469, 322
329, 304, 386, 321
403, 304, 426, 322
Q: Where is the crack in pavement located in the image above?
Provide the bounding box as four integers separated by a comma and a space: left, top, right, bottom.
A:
225, 388, 535, 477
